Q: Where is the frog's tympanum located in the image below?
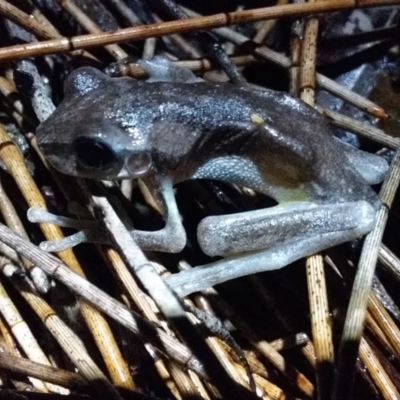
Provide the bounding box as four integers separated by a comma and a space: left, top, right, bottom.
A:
35, 57, 389, 296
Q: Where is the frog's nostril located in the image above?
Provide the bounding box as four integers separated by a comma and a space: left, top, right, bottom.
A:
126, 152, 152, 177
74, 137, 117, 171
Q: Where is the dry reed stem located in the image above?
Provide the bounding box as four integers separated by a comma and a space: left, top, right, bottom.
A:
0, 1, 397, 398
169, 290, 255, 394
320, 108, 399, 148
0, 0, 55, 40
0, 1, 398, 63
183, 7, 387, 118
0, 176, 42, 285
138, 263, 206, 400
359, 338, 400, 399
191, 277, 315, 397
0, 222, 210, 379
289, 1, 303, 97
0, 76, 31, 126
55, 0, 128, 60
184, 302, 252, 394
0, 323, 31, 390
0, 317, 19, 357
269, 333, 309, 352
379, 244, 400, 282
253, 0, 289, 44
0, 352, 86, 390
24, 0, 61, 38
368, 292, 400, 361
297, 8, 334, 397
299, 8, 318, 102
107, 0, 141, 25
80, 181, 250, 399
225, 357, 286, 400
0, 263, 123, 399
0, 123, 134, 389
167, 361, 202, 399
306, 255, 334, 400
137, 263, 211, 400
0, 275, 53, 393
365, 312, 395, 354
0, 0, 97, 61
334, 146, 400, 399
0, 3, 388, 117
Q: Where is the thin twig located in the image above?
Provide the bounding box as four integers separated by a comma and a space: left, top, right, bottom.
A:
0, 222, 210, 379
0, 122, 135, 389
298, 4, 335, 398
333, 146, 400, 399
0, 1, 399, 63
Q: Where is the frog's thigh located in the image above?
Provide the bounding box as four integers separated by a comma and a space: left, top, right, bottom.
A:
167, 200, 376, 297
198, 201, 375, 257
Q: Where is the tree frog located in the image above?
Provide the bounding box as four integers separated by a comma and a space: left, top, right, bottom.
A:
32, 57, 388, 296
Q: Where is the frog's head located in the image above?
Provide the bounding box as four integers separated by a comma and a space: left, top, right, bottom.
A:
37, 67, 153, 180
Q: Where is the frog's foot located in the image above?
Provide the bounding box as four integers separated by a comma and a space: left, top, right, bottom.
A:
166, 200, 376, 297
336, 138, 389, 185
27, 206, 110, 252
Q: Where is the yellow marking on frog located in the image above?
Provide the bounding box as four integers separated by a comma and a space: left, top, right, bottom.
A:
275, 187, 309, 203
257, 157, 309, 202
263, 167, 308, 202
250, 113, 265, 125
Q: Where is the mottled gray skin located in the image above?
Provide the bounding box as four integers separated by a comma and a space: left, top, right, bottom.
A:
34, 63, 390, 294
37, 67, 383, 208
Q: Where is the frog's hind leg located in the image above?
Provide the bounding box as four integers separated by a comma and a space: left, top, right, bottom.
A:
28, 176, 187, 254
166, 200, 376, 297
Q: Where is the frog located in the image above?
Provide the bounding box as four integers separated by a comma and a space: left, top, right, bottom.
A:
30, 56, 389, 297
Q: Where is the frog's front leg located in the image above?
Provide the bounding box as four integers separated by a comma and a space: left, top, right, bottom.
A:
29, 176, 186, 254
166, 200, 376, 297
130, 175, 187, 253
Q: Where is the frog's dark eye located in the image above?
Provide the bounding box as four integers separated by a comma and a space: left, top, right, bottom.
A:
126, 152, 152, 177
74, 137, 117, 171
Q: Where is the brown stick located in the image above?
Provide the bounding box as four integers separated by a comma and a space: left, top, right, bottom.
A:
0, 0, 398, 62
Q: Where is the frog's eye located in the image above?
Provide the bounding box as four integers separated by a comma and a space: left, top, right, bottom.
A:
74, 137, 117, 171
126, 152, 152, 177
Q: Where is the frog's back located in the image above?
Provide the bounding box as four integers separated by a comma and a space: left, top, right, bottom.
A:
36, 68, 381, 208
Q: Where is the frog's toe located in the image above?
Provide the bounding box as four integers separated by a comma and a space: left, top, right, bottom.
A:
28, 206, 110, 251
39, 229, 110, 252
28, 206, 96, 230
39, 232, 88, 252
